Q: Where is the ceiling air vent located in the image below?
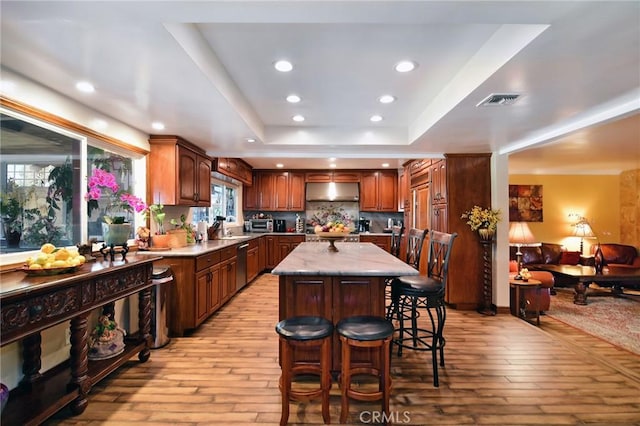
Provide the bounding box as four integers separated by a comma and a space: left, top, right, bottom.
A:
476, 93, 521, 107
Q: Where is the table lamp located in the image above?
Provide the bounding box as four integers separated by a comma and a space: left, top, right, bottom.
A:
572, 218, 595, 255
508, 222, 536, 280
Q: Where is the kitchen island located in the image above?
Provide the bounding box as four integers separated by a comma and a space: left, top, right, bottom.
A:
272, 241, 418, 372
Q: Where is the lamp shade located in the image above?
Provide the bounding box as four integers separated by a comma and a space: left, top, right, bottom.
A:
572, 219, 595, 238
508, 222, 536, 245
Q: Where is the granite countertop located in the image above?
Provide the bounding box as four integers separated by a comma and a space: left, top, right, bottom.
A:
271, 242, 418, 276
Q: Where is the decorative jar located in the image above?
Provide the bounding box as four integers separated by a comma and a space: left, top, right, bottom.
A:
102, 222, 131, 246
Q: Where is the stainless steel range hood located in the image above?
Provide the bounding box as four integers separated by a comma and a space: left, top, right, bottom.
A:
305, 182, 359, 202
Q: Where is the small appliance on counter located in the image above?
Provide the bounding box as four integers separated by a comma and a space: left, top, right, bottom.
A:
358, 218, 371, 233
250, 218, 273, 233
243, 220, 252, 232
274, 219, 286, 233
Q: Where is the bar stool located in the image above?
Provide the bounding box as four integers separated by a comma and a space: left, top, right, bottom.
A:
275, 316, 333, 426
336, 315, 394, 424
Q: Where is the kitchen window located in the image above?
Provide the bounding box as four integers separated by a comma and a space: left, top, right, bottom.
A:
0, 108, 144, 256
192, 178, 240, 225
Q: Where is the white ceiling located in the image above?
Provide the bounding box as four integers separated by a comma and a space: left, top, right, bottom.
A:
1, 1, 638, 174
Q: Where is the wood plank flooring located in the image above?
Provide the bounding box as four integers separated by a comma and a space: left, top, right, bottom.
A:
47, 273, 640, 425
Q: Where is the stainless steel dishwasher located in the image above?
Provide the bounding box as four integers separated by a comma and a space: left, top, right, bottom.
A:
236, 243, 249, 290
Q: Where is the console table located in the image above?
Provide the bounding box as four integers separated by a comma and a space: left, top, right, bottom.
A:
0, 254, 160, 425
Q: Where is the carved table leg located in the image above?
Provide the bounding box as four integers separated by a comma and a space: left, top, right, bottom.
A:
69, 312, 90, 415
19, 332, 42, 389
138, 287, 152, 362
573, 281, 589, 305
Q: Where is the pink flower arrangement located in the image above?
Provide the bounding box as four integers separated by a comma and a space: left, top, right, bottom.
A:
85, 168, 146, 224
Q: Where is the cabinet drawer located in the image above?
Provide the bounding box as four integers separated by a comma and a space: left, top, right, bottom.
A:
220, 246, 236, 261
196, 251, 221, 271
248, 238, 259, 250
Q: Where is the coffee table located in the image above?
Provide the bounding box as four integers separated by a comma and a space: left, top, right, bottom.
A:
531, 264, 640, 305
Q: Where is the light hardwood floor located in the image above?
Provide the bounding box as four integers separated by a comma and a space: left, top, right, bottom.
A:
47, 273, 640, 425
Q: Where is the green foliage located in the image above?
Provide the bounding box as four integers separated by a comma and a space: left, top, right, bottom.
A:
23, 207, 64, 246
46, 158, 74, 217
171, 214, 194, 243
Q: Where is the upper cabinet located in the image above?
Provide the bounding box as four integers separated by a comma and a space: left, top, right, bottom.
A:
360, 170, 398, 212
430, 160, 447, 205
305, 171, 361, 183
216, 157, 253, 186
148, 135, 212, 207
244, 171, 304, 211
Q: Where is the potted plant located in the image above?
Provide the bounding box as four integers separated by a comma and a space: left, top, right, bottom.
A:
0, 178, 28, 247
461, 205, 502, 240
145, 203, 170, 248
170, 214, 195, 245
85, 168, 146, 245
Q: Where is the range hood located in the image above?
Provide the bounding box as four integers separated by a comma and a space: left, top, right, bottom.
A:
305, 182, 359, 202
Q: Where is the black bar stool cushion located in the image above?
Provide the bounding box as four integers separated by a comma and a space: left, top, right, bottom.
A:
337, 316, 394, 341
396, 276, 443, 293
275, 316, 333, 341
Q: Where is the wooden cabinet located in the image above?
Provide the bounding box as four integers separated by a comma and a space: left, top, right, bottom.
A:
266, 234, 305, 268
258, 236, 266, 272
148, 135, 211, 207
360, 170, 398, 212
244, 171, 304, 211
360, 234, 391, 252
216, 157, 253, 185
273, 171, 305, 211
430, 160, 447, 206
153, 243, 244, 336
305, 171, 361, 182
429, 154, 491, 310
247, 238, 260, 282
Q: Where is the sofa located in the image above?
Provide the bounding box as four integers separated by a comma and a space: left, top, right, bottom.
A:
510, 242, 585, 288
590, 243, 640, 269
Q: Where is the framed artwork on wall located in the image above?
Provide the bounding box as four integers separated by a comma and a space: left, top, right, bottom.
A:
509, 185, 543, 222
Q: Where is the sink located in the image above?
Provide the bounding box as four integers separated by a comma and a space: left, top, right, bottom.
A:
218, 236, 247, 240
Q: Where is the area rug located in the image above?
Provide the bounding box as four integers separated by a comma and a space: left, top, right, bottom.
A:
546, 288, 640, 355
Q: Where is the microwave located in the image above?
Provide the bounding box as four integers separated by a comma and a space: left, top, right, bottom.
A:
250, 219, 273, 233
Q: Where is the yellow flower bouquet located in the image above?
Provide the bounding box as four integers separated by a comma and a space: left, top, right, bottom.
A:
461, 205, 501, 232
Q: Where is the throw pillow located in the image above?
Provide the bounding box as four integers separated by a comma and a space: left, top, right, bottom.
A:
559, 251, 581, 265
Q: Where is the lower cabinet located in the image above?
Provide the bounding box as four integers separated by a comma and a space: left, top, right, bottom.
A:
267, 235, 305, 269
247, 239, 260, 283
155, 245, 237, 337
360, 234, 391, 252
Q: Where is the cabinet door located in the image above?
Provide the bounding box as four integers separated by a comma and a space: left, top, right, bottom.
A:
273, 172, 290, 211
247, 246, 259, 282
209, 266, 222, 314
196, 155, 212, 205
431, 204, 448, 233
333, 171, 361, 182
431, 160, 447, 204
360, 172, 379, 211
266, 236, 278, 268
195, 269, 210, 325
288, 172, 305, 210
415, 184, 430, 230
258, 236, 266, 272
220, 258, 234, 303
178, 146, 197, 204
243, 174, 259, 210
360, 235, 390, 252
258, 172, 275, 210
377, 171, 398, 211
305, 172, 332, 182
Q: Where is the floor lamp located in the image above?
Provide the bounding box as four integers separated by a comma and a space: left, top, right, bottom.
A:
508, 222, 536, 280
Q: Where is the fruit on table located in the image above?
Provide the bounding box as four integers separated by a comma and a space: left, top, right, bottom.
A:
315, 222, 351, 234
25, 244, 86, 269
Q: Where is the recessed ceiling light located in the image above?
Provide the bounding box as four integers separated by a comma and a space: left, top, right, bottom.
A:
329, 157, 336, 162
329, 163, 337, 169
394, 61, 417, 73
370, 115, 383, 122
274, 60, 293, 72
378, 95, 396, 104
292, 115, 305, 122
75, 81, 95, 93
246, 138, 256, 143
276, 163, 284, 168
286, 94, 301, 103
151, 122, 165, 130
381, 163, 390, 168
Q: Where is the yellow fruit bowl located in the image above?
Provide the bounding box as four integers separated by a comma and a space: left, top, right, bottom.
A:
22, 264, 82, 276
315, 231, 351, 238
